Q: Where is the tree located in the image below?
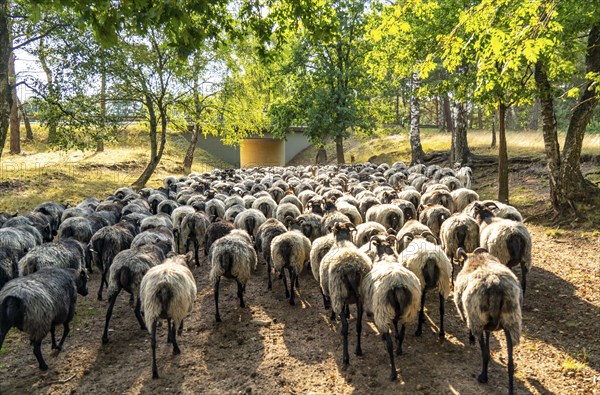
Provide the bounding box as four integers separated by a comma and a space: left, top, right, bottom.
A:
269, 0, 377, 164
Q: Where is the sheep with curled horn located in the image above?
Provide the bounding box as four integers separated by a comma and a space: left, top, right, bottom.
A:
361, 234, 421, 381
320, 221, 372, 365
454, 247, 522, 394
398, 231, 452, 339
470, 202, 532, 294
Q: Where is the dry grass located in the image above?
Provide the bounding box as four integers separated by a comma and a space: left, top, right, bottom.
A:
0, 124, 232, 211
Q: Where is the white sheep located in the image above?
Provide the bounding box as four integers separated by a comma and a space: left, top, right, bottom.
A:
140, 254, 197, 379
454, 247, 522, 394
210, 231, 257, 321
398, 231, 452, 338
270, 230, 311, 306
361, 235, 421, 381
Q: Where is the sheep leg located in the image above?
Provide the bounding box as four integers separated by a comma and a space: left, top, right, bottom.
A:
194, 241, 200, 267
321, 289, 331, 310
394, 321, 406, 356
97, 268, 108, 301
289, 268, 296, 306
178, 320, 184, 336
171, 321, 181, 355
50, 324, 58, 349
450, 256, 455, 286
281, 269, 290, 299
341, 304, 350, 366
135, 298, 146, 330
415, 291, 426, 336
32, 340, 48, 371
438, 293, 445, 339
237, 280, 245, 308
477, 331, 490, 384
167, 318, 173, 343
151, 321, 159, 379
102, 291, 120, 344
520, 263, 528, 296
0, 328, 7, 350
505, 328, 515, 395
295, 273, 299, 288
56, 322, 70, 352
382, 333, 397, 381
214, 277, 222, 322
329, 309, 336, 322
267, 258, 273, 290
355, 301, 363, 356
469, 330, 476, 345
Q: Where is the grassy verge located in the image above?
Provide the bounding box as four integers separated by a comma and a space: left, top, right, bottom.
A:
0, 125, 232, 211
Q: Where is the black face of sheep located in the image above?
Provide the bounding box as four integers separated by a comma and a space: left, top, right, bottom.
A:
471, 202, 495, 224
76, 269, 89, 297
369, 235, 396, 258
331, 222, 356, 242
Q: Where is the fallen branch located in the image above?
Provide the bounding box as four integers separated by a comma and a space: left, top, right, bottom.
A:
50, 373, 77, 385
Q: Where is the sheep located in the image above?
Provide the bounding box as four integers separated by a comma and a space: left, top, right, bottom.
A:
320, 222, 372, 365
0, 267, 88, 370
224, 204, 246, 222
451, 188, 480, 212
321, 210, 351, 235
361, 235, 421, 381
420, 189, 455, 213
365, 204, 404, 231
309, 234, 335, 309
270, 230, 311, 305
0, 247, 23, 290
89, 222, 135, 300
140, 254, 197, 379
234, 208, 267, 239
418, 204, 451, 238
398, 231, 452, 338
0, 227, 39, 256
456, 166, 473, 189
471, 203, 532, 294
279, 194, 303, 213
454, 248, 522, 394
18, 240, 87, 276
439, 175, 463, 191
358, 195, 381, 219
171, 206, 195, 253
336, 201, 363, 226
204, 220, 235, 256
209, 231, 258, 321
156, 200, 178, 216
275, 202, 302, 223
34, 202, 66, 235
439, 213, 480, 280
58, 216, 95, 243
396, 189, 421, 211
353, 221, 387, 247
252, 195, 277, 218
140, 215, 173, 232
284, 214, 317, 243
180, 212, 210, 267
391, 199, 417, 222
102, 243, 170, 343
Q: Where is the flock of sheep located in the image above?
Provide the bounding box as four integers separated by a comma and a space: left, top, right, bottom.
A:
0, 161, 532, 394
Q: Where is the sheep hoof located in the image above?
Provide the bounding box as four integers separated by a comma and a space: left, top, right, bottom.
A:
173, 347, 181, 355
152, 372, 159, 379
39, 363, 49, 371
289, 299, 295, 306
355, 347, 363, 356
414, 329, 422, 337
477, 373, 488, 384
97, 295, 103, 301
240, 302, 245, 308
389, 372, 397, 381
469, 334, 476, 346
102, 336, 109, 344
215, 315, 222, 323
439, 331, 445, 339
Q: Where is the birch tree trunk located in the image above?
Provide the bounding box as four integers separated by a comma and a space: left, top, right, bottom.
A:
409, 72, 425, 164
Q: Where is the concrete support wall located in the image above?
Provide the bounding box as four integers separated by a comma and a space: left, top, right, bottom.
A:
240, 139, 285, 168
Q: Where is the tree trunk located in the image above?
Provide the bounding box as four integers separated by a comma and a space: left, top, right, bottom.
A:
451, 101, 471, 164
509, 107, 521, 131
96, 66, 106, 152
0, 0, 10, 161
183, 124, 200, 174
497, 101, 509, 203
535, 60, 569, 213
132, 96, 163, 189
435, 96, 442, 131
529, 99, 540, 130
395, 93, 400, 125
335, 135, 345, 164
409, 72, 425, 164
560, 22, 600, 201
477, 106, 483, 129
39, 37, 58, 144
442, 94, 453, 133
491, 115, 497, 148
18, 98, 33, 140
8, 50, 19, 154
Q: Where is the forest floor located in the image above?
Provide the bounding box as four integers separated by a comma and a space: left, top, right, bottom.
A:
0, 128, 599, 394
